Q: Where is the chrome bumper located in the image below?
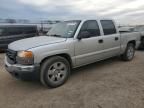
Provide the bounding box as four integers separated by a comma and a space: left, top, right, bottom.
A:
5, 56, 40, 80
5, 56, 36, 73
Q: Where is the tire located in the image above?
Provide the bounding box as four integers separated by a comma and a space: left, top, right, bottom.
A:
0, 49, 5, 53
121, 43, 135, 61
40, 56, 70, 88
141, 38, 144, 49
138, 38, 144, 49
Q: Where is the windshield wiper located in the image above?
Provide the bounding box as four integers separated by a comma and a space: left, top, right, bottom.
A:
47, 34, 62, 37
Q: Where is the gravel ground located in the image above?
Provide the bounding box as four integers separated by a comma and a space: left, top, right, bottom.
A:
0, 51, 144, 108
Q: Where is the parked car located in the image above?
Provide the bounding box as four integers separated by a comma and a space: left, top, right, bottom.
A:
5, 19, 141, 88
0, 24, 38, 51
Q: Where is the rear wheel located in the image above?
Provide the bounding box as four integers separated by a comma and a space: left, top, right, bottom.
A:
0, 49, 5, 53
121, 43, 135, 61
40, 56, 70, 88
141, 38, 144, 49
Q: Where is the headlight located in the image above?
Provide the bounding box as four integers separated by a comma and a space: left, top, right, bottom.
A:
16, 51, 34, 65
17, 51, 33, 58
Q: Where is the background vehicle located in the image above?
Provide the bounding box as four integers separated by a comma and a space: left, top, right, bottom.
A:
0, 24, 38, 51
118, 26, 135, 33
133, 26, 144, 49
5, 19, 141, 88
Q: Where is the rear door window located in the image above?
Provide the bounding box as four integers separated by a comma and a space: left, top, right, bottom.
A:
100, 20, 116, 35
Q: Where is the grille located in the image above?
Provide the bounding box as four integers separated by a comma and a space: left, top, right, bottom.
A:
6, 49, 17, 64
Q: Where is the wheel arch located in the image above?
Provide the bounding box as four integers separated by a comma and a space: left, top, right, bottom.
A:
40, 53, 73, 69
128, 40, 136, 47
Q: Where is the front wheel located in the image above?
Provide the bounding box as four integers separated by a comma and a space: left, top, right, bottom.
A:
40, 56, 70, 88
121, 43, 135, 61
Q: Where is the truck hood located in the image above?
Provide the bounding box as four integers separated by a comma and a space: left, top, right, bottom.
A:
9, 36, 67, 51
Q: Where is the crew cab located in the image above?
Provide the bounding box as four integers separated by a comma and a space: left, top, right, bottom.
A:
5, 19, 141, 88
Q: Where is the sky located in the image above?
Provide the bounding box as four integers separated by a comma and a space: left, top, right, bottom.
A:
1, 0, 144, 25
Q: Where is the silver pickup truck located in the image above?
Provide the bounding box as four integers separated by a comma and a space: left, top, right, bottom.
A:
5, 19, 141, 88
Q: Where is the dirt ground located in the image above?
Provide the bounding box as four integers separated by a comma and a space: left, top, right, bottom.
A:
0, 51, 144, 108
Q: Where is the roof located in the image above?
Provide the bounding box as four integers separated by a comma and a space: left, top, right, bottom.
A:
62, 16, 113, 21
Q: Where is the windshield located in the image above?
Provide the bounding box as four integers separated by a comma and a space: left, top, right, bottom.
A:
47, 20, 81, 38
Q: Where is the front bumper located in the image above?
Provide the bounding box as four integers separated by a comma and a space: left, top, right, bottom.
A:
5, 57, 40, 80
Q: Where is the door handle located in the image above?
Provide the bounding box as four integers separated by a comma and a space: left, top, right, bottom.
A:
98, 39, 103, 43
115, 37, 119, 41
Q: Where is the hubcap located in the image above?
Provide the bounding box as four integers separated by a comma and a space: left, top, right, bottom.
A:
127, 46, 134, 60
47, 62, 67, 83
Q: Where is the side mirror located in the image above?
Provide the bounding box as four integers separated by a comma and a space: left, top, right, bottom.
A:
77, 31, 90, 40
